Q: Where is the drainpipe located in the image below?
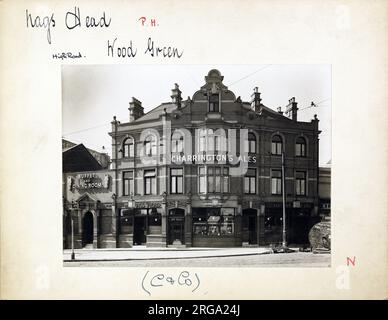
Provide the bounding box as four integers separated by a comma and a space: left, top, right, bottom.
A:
282, 151, 287, 248
112, 116, 119, 247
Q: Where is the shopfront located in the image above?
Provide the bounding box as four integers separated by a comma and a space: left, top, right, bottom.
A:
264, 202, 316, 246
192, 207, 238, 247
120, 207, 162, 246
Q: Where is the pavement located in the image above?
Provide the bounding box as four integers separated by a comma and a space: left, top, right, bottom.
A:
63, 246, 272, 262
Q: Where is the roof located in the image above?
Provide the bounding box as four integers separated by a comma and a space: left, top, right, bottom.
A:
131, 102, 177, 123
62, 143, 103, 173
62, 143, 79, 153
128, 100, 290, 124
242, 102, 291, 120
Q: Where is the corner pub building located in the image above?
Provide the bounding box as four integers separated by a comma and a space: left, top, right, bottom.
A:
63, 69, 323, 249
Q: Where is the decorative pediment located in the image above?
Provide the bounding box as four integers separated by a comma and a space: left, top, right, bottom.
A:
200, 69, 228, 92
76, 192, 99, 204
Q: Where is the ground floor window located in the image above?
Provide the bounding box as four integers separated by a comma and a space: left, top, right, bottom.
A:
119, 208, 161, 236
192, 207, 235, 236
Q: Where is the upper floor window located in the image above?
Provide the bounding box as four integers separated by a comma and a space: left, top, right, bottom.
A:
295, 171, 306, 196
198, 128, 207, 153
123, 138, 134, 158
208, 167, 221, 193
223, 167, 230, 193
295, 137, 306, 157
172, 132, 184, 153
198, 128, 226, 154
199, 167, 207, 193
144, 135, 157, 156
209, 93, 219, 112
123, 171, 134, 196
271, 169, 282, 195
271, 135, 283, 155
244, 168, 256, 194
144, 169, 156, 195
170, 168, 183, 194
198, 166, 229, 194
246, 132, 257, 153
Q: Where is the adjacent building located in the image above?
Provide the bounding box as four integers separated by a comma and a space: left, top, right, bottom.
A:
319, 161, 331, 219
63, 69, 324, 249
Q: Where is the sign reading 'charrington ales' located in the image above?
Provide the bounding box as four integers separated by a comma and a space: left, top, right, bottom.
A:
76, 173, 110, 189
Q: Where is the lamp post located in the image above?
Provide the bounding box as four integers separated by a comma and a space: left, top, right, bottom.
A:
71, 217, 75, 260
281, 151, 287, 249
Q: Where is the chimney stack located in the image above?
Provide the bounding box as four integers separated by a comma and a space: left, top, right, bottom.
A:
171, 83, 182, 108
277, 107, 283, 115
128, 97, 144, 122
285, 97, 298, 121
251, 87, 262, 112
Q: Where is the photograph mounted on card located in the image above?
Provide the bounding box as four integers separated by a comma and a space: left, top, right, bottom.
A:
61, 64, 331, 267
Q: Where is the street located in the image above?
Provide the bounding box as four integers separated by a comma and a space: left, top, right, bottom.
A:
64, 252, 330, 267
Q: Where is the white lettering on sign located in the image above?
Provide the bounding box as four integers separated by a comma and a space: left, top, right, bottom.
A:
76, 174, 106, 189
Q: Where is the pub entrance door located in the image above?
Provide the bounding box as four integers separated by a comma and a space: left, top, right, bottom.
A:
82, 211, 94, 247
133, 216, 147, 245
168, 209, 185, 245
242, 209, 258, 245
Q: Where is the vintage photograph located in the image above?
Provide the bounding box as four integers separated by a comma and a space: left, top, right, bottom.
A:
62, 65, 331, 267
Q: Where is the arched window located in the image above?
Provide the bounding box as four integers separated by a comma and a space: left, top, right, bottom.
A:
247, 132, 256, 153
295, 137, 306, 157
271, 135, 283, 155
172, 132, 184, 153
123, 138, 134, 158
144, 135, 157, 156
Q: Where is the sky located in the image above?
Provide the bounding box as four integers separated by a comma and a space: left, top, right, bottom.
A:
62, 64, 331, 166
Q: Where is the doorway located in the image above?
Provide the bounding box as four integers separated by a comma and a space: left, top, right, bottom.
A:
82, 211, 94, 247
168, 209, 185, 245
134, 216, 147, 245
242, 209, 257, 244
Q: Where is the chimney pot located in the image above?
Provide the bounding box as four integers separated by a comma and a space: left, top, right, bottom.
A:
128, 97, 144, 122
251, 87, 262, 112
171, 83, 182, 108
286, 97, 298, 121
